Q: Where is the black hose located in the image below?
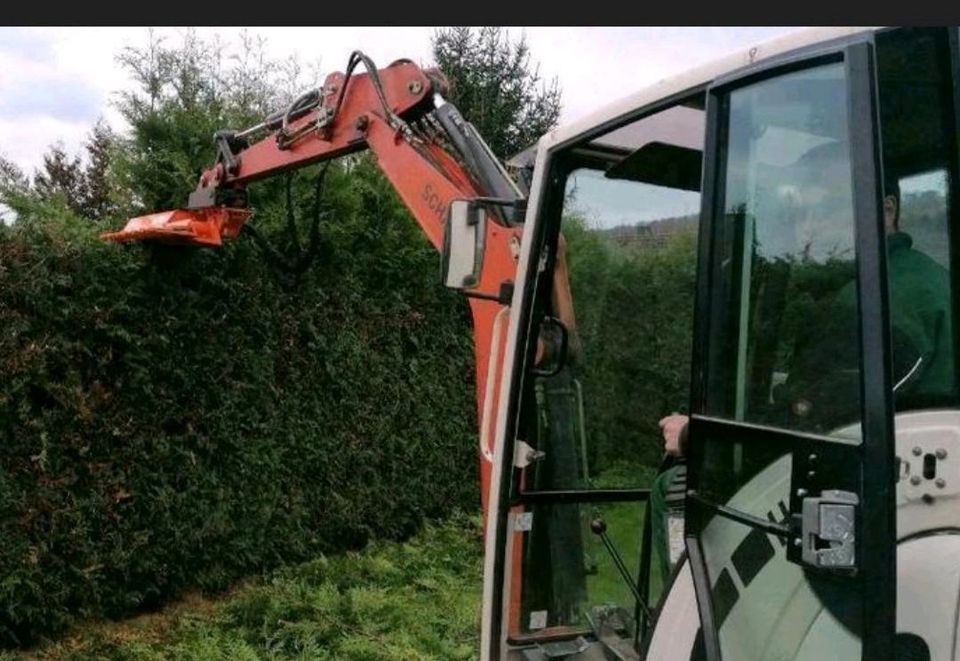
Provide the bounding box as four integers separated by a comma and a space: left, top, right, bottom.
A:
241, 163, 330, 290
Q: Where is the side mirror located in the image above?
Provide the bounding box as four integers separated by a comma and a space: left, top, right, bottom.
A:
441, 199, 488, 289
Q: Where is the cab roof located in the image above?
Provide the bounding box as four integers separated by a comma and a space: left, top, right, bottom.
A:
541, 26, 877, 153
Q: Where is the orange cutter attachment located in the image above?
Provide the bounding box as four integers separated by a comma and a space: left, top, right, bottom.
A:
101, 207, 253, 247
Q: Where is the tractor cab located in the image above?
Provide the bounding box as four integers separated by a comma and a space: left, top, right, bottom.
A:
480, 27, 960, 661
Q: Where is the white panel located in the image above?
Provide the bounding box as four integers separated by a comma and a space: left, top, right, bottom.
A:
898, 534, 960, 661
645, 562, 700, 660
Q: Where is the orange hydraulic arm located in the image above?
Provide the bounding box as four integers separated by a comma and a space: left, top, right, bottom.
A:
103, 53, 526, 513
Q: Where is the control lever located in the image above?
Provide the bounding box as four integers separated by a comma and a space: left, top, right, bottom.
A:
590, 518, 651, 621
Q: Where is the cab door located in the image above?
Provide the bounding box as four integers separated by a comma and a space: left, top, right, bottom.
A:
685, 39, 896, 660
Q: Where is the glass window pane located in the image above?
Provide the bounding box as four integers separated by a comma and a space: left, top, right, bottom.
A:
700, 504, 861, 660
525, 107, 703, 490
509, 100, 705, 646
707, 62, 863, 437
876, 26, 960, 411
699, 61, 865, 661
696, 426, 864, 661
519, 500, 656, 634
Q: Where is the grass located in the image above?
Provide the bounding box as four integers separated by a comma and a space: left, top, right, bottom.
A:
582, 462, 665, 611
13, 514, 484, 661
10, 464, 669, 661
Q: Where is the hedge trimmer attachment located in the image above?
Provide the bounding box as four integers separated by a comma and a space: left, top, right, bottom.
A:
101, 207, 253, 247
104, 164, 329, 291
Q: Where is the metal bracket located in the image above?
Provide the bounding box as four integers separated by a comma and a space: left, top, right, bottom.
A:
801, 489, 858, 569
514, 440, 545, 469
213, 130, 246, 175
529, 636, 589, 659
515, 512, 534, 532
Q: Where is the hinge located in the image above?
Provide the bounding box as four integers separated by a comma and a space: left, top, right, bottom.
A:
515, 512, 534, 532
514, 440, 545, 469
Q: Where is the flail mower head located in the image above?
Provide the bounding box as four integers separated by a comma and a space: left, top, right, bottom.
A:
101, 207, 252, 247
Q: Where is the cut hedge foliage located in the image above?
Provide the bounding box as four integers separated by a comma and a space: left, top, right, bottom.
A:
0, 160, 479, 647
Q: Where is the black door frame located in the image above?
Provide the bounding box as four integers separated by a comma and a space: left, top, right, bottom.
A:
684, 37, 896, 661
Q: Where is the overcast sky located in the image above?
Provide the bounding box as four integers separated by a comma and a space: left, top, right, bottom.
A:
0, 27, 804, 177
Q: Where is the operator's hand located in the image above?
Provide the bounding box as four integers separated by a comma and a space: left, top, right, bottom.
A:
659, 414, 690, 458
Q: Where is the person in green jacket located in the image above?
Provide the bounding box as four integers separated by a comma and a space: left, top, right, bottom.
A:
778, 175, 954, 428
885, 226, 954, 400
649, 172, 955, 584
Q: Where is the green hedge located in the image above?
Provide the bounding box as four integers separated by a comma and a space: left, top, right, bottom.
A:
0, 165, 478, 646
565, 219, 698, 472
